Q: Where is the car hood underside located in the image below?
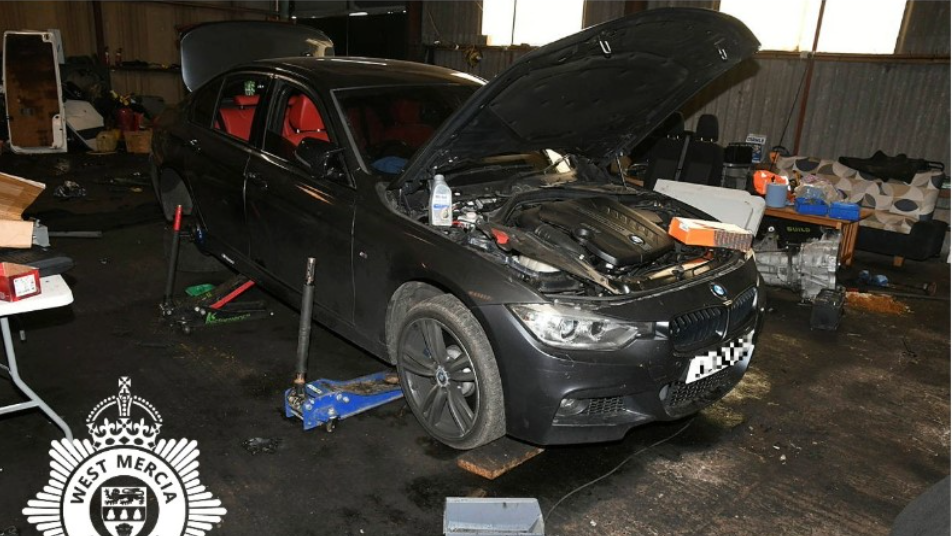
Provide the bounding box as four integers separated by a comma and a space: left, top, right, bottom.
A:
393, 8, 759, 190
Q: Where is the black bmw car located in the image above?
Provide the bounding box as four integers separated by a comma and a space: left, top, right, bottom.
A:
152, 9, 765, 449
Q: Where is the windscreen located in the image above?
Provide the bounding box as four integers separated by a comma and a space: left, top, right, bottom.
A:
336, 84, 477, 175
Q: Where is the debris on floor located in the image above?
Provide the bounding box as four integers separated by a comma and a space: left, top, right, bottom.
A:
846, 291, 910, 315
241, 437, 282, 455
53, 180, 87, 199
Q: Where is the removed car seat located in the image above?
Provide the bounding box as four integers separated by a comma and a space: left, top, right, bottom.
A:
679, 114, 723, 186
642, 113, 687, 190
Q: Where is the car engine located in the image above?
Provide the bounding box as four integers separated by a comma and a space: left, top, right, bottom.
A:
512, 197, 675, 273
396, 183, 738, 297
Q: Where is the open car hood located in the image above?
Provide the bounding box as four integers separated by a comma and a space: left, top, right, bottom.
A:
392, 8, 758, 189
180, 21, 334, 91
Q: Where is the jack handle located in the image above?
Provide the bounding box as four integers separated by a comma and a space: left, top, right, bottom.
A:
162, 205, 184, 310
294, 257, 317, 396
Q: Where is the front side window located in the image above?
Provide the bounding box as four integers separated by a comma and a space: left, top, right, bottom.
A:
263, 84, 331, 162
336, 84, 477, 175
213, 74, 270, 143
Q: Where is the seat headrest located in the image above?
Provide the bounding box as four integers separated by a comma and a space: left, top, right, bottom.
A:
695, 114, 719, 142
289, 96, 324, 132
391, 99, 421, 124
662, 112, 685, 137
235, 95, 259, 107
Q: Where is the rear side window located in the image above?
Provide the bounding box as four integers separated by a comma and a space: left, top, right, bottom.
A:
213, 74, 270, 143
189, 79, 222, 128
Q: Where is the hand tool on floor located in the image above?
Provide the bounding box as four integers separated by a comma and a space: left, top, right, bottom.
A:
856, 270, 938, 296
284, 257, 403, 432
159, 205, 270, 333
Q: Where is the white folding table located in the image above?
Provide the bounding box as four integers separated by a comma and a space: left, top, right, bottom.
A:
0, 275, 74, 439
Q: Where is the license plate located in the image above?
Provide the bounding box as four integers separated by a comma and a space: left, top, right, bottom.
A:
685, 331, 755, 384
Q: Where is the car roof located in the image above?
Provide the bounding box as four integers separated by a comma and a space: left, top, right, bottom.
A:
238, 56, 485, 92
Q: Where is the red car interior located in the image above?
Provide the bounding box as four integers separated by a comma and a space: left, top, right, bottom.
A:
382, 99, 433, 148
347, 106, 384, 149
283, 94, 329, 146
217, 94, 259, 141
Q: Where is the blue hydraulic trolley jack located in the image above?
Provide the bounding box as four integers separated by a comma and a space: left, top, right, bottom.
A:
284, 258, 404, 432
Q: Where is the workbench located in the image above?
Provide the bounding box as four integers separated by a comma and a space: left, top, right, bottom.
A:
763, 206, 873, 267
0, 275, 74, 439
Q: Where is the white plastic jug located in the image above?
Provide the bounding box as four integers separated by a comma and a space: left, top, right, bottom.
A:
429, 174, 453, 226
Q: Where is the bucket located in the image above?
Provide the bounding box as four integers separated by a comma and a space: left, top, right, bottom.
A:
95, 130, 118, 153
124, 130, 153, 154
765, 182, 788, 208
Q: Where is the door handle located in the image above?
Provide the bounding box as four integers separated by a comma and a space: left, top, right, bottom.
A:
187, 139, 201, 152
246, 172, 268, 191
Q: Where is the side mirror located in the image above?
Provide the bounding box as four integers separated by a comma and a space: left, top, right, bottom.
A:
295, 138, 344, 179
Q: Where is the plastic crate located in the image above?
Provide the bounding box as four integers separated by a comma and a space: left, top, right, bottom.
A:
444, 498, 544, 536
794, 197, 829, 216
829, 201, 861, 221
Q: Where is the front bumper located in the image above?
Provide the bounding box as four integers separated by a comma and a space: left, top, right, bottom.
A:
473, 259, 765, 446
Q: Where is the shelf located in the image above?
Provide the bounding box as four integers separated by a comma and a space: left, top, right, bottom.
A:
110, 66, 181, 74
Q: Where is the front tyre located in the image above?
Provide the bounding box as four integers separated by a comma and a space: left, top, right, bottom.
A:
395, 294, 505, 450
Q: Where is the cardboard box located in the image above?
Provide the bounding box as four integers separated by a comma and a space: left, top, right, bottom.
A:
0, 172, 45, 248
668, 217, 753, 252
0, 262, 41, 301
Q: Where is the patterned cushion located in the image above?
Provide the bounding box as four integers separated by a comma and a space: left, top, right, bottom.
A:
775, 155, 943, 223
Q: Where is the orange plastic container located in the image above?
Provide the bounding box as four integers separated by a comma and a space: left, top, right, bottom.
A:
668, 218, 753, 252
752, 170, 788, 196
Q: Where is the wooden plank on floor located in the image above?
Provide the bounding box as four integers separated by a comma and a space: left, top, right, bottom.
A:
456, 437, 544, 480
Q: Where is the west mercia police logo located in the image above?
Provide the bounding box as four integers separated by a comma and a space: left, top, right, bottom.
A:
23, 377, 227, 536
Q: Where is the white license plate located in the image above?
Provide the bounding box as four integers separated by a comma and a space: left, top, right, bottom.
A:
685, 331, 755, 384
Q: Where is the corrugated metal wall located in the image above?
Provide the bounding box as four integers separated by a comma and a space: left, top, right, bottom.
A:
0, 2, 96, 57
798, 60, 950, 165
0, 1, 274, 106
421, 0, 951, 167
100, 2, 269, 105
680, 57, 806, 152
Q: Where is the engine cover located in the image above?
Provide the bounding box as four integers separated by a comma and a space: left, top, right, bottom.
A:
535, 197, 674, 268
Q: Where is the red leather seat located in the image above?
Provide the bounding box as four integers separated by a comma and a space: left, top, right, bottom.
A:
382, 99, 433, 148
282, 96, 300, 139
217, 95, 259, 141
284, 95, 329, 146
347, 106, 384, 149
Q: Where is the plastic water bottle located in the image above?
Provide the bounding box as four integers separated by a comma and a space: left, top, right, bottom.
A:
429, 174, 453, 227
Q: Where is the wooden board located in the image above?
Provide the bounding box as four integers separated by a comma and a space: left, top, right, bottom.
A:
456, 437, 544, 480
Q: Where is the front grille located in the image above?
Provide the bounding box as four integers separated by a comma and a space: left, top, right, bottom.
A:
670, 306, 727, 350
580, 396, 627, 417
661, 367, 734, 414
728, 287, 757, 331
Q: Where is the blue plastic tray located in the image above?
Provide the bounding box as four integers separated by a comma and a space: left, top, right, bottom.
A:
795, 198, 829, 216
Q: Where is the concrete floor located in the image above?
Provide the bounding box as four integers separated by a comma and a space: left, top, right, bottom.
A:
0, 153, 949, 535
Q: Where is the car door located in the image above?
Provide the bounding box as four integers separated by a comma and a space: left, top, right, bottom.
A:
244, 80, 356, 323
184, 72, 271, 258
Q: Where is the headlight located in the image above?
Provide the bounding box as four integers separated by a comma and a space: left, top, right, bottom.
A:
509, 304, 652, 351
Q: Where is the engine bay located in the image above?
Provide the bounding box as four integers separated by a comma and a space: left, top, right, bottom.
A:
391, 172, 741, 298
